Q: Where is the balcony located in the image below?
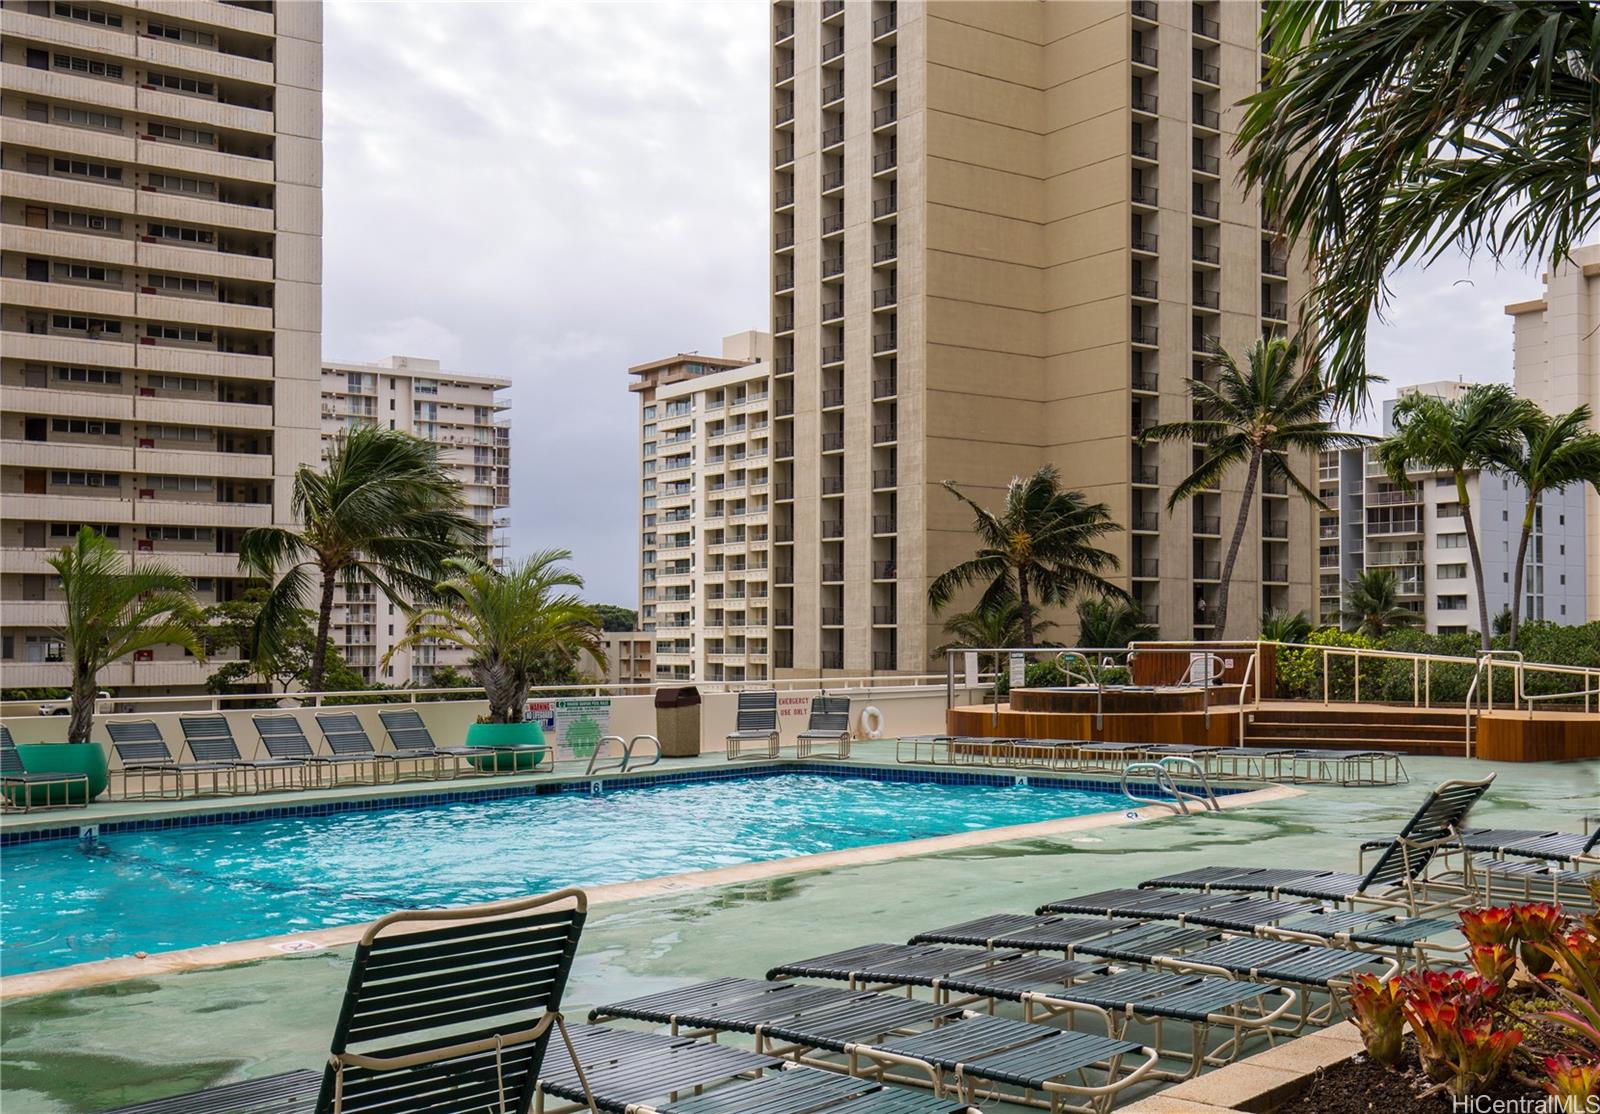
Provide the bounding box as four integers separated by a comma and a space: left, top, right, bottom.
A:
1263, 300, 1288, 321
822, 79, 845, 105
822, 123, 845, 149
873, 194, 898, 219
1264, 564, 1290, 584
775, 60, 794, 83
821, 431, 845, 451
775, 270, 794, 293
775, 440, 794, 458
821, 300, 844, 322
873, 331, 897, 354
775, 103, 794, 126
1131, 45, 1158, 68
1194, 515, 1222, 535
873, 423, 898, 444
1131, 184, 1159, 207
821, 565, 844, 583
1132, 370, 1158, 392
1132, 232, 1158, 254
821, 651, 844, 669
872, 606, 897, 625
1132, 280, 1158, 301
872, 514, 897, 534
821, 344, 844, 365
1193, 198, 1220, 220
822, 0, 844, 18
1262, 252, 1288, 276
1132, 512, 1158, 532
1132, 325, 1159, 347
873, 377, 897, 398
775, 17, 794, 42
775, 145, 795, 168
821, 473, 844, 493
1194, 14, 1220, 40
1133, 466, 1158, 485
1132, 138, 1158, 161
821, 388, 845, 408
1193, 288, 1220, 310
1193, 243, 1220, 265
775, 186, 795, 209
775, 356, 795, 376
822, 254, 845, 277
775, 228, 794, 250
873, 286, 898, 309
1194, 107, 1220, 130
874, 58, 897, 83
1131, 560, 1159, 579
821, 520, 844, 540
873, 560, 897, 579
821, 212, 844, 236
1131, 0, 1158, 18
873, 149, 898, 173
873, 469, 897, 488
1262, 520, 1289, 540
1132, 92, 1158, 115
873, 239, 898, 264
774, 313, 795, 333
1194, 61, 1220, 85
821, 36, 844, 62
873, 103, 896, 128
1192, 153, 1220, 176
873, 10, 897, 37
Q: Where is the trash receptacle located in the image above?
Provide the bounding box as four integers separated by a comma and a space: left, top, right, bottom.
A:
654, 686, 702, 758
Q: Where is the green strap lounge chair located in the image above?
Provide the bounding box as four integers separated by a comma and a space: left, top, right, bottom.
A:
179, 714, 307, 793
107, 720, 240, 800
314, 712, 439, 783
252, 715, 379, 788
1, 726, 89, 812
376, 708, 539, 776
1140, 774, 1495, 913
725, 690, 780, 760
99, 889, 598, 1114
795, 695, 851, 759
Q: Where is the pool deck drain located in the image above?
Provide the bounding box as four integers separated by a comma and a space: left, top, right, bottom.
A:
0, 781, 1298, 1000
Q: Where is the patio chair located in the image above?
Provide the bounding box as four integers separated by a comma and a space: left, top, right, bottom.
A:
794, 694, 851, 759
1450, 824, 1600, 864
179, 714, 306, 793
107, 720, 239, 800
1139, 774, 1495, 914
590, 977, 1160, 1112
97, 889, 598, 1114
539, 1024, 968, 1114
252, 714, 379, 788
378, 707, 549, 776
0, 726, 89, 812
725, 690, 780, 760
315, 712, 441, 783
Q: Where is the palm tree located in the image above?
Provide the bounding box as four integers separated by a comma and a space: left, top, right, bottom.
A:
1239, 3, 1600, 414
387, 552, 606, 723
1374, 384, 1524, 650
239, 425, 481, 692
1496, 404, 1600, 646
929, 598, 1055, 682
1260, 608, 1313, 645
928, 465, 1124, 648
1139, 337, 1370, 639
1074, 596, 1155, 649
51, 528, 207, 743
1339, 569, 1423, 639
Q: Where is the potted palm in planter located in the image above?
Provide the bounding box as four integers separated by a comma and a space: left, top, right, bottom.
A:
10, 528, 206, 805
387, 552, 606, 770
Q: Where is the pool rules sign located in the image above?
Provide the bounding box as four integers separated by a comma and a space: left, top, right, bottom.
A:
524, 698, 612, 761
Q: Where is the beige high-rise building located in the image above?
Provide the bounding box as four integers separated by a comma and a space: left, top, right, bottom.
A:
1507, 242, 1600, 618
769, 0, 1312, 675
0, 0, 322, 695
319, 355, 511, 685
630, 331, 773, 683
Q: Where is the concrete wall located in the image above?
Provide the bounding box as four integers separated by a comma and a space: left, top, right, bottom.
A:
2, 684, 979, 770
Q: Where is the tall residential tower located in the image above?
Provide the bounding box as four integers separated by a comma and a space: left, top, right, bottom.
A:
769, 0, 1312, 675
1, 0, 322, 694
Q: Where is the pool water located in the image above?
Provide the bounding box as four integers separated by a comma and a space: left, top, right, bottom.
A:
1, 773, 1133, 974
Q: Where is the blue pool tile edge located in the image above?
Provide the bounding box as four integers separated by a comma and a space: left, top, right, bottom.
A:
0, 762, 1247, 847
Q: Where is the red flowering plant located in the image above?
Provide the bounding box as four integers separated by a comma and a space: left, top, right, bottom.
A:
1401, 969, 1509, 1093
1347, 974, 1407, 1066
1513, 903, 1568, 978
1540, 1055, 1600, 1105
1469, 943, 1517, 991
1460, 905, 1518, 948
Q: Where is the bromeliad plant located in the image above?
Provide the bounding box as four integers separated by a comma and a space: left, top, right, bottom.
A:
1347, 974, 1407, 1067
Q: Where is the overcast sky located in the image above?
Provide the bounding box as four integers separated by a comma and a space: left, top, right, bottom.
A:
321, 1, 1545, 607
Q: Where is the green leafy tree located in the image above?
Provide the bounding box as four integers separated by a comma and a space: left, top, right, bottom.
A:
1239, 2, 1600, 413
387, 551, 606, 723
928, 464, 1124, 648
1140, 337, 1370, 638
1494, 404, 1600, 646
591, 604, 638, 632
1340, 568, 1425, 638
203, 590, 367, 697
239, 425, 481, 692
930, 598, 1056, 680
51, 528, 206, 743
1260, 608, 1314, 644
1075, 596, 1155, 649
1374, 384, 1524, 649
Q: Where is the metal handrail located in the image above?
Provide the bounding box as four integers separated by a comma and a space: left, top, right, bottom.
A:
1464, 650, 1523, 756
1055, 651, 1103, 729
1122, 761, 1192, 815
585, 734, 663, 776
1157, 755, 1220, 811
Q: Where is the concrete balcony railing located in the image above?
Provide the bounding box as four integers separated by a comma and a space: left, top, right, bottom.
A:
0, 62, 135, 111
141, 0, 276, 35
0, 224, 136, 267
137, 189, 273, 234
137, 86, 274, 136
2, 384, 133, 421
2, 492, 131, 523
135, 395, 273, 430
2, 601, 67, 627
1, 170, 129, 218
133, 499, 271, 528
136, 446, 272, 478
137, 36, 275, 87
1, 438, 133, 471
136, 240, 273, 283
137, 139, 274, 186
137, 344, 274, 380
138, 292, 273, 332
1, 276, 134, 318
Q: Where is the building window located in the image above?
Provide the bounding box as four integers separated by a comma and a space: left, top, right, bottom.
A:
147, 223, 214, 244
1435, 563, 1467, 580
54, 366, 121, 384
147, 122, 216, 148
53, 53, 122, 78
146, 22, 215, 46
1436, 532, 1467, 550
147, 71, 214, 96
51, 314, 121, 336
55, 262, 121, 283
1435, 502, 1463, 518
54, 4, 122, 27
52, 210, 120, 233
146, 324, 215, 344
1435, 595, 1468, 611
147, 274, 216, 295
52, 418, 121, 436
145, 526, 213, 541
148, 173, 216, 197
152, 475, 213, 491
52, 158, 122, 181
50, 470, 120, 487
51, 523, 122, 538
147, 375, 211, 392
146, 424, 210, 442
53, 105, 122, 130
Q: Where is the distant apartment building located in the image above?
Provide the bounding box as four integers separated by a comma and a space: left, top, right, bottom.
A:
630, 332, 773, 683
769, 0, 1314, 674
588, 630, 655, 690
318, 356, 511, 685
1506, 242, 1600, 618
1317, 382, 1587, 634
0, 0, 322, 695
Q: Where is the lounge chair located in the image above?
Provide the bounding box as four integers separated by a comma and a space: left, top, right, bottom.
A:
179, 714, 306, 793
590, 977, 1159, 1112
538, 1024, 968, 1113
725, 690, 780, 760
252, 714, 379, 788
795, 694, 851, 759
97, 889, 598, 1114
1451, 824, 1600, 863
107, 720, 239, 799
315, 712, 441, 783
379, 707, 551, 776
1140, 774, 1495, 913
0, 726, 89, 812
766, 942, 1296, 1079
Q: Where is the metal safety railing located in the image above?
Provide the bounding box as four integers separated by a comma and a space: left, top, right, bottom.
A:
585, 734, 663, 776
1121, 756, 1219, 815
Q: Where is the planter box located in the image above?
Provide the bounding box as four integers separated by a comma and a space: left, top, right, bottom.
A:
464, 721, 547, 772
1120, 1022, 1365, 1113
9, 742, 110, 805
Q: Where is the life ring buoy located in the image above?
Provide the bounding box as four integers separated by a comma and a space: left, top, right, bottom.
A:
860, 705, 884, 739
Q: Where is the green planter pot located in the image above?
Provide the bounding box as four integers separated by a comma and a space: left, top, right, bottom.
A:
464, 721, 547, 772
10, 743, 109, 806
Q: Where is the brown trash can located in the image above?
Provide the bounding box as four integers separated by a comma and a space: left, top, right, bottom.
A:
654, 686, 702, 757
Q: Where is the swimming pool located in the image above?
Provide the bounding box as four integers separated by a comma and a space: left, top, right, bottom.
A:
1, 771, 1138, 974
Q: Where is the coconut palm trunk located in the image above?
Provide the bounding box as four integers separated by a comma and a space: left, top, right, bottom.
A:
1454, 473, 1493, 652
310, 566, 338, 692
1015, 572, 1035, 648
67, 667, 99, 746
1509, 496, 1535, 646
1213, 451, 1261, 640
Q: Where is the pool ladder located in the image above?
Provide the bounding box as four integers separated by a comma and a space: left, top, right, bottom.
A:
1121, 756, 1220, 816
586, 734, 663, 776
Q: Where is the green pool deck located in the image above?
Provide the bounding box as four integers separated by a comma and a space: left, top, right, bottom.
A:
2, 750, 1596, 1113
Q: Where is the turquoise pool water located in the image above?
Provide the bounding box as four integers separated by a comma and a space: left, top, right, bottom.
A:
0, 773, 1133, 974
